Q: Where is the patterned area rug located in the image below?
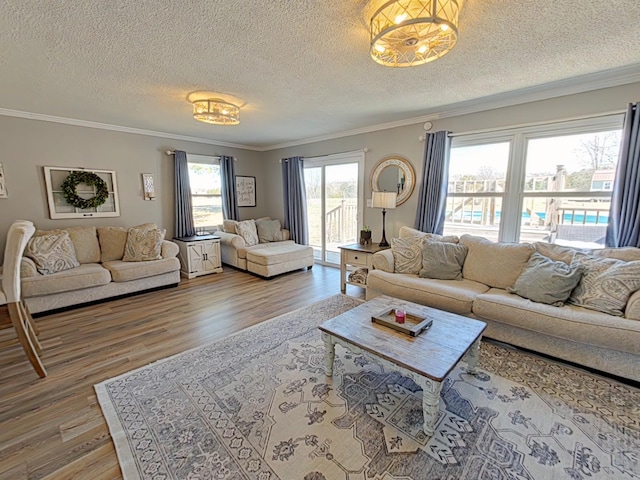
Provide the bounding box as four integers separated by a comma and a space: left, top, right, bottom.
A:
96, 294, 640, 480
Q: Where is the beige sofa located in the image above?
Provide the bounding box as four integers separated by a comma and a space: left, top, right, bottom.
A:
21, 225, 181, 314
214, 218, 314, 277
366, 227, 640, 382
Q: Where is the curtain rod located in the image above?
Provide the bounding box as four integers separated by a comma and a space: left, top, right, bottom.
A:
279, 148, 369, 163
166, 150, 237, 161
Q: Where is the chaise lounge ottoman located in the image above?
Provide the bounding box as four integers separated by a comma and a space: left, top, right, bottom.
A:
246, 243, 314, 278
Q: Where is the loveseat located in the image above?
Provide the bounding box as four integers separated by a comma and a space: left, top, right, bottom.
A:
366, 226, 640, 382
214, 218, 314, 277
21, 224, 180, 314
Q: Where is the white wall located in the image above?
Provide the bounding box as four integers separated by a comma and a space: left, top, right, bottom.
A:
261, 82, 640, 242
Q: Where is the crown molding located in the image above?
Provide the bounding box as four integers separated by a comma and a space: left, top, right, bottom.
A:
0, 108, 263, 151
263, 63, 640, 151
1, 63, 639, 152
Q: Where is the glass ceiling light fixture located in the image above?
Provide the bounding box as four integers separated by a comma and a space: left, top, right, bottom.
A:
192, 98, 240, 125
370, 0, 462, 67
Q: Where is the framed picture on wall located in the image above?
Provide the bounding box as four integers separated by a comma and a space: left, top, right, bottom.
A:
235, 175, 256, 207
44, 166, 120, 219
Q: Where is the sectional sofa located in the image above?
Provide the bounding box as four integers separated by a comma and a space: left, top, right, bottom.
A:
366, 227, 640, 382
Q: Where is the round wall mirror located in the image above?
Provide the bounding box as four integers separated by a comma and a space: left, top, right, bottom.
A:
370, 156, 416, 206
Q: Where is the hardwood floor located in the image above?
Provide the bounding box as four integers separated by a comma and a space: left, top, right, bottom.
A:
0, 265, 364, 480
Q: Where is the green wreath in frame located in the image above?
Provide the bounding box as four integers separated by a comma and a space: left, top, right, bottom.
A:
61, 171, 109, 209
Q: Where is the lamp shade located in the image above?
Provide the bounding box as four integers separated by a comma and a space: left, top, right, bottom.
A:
372, 191, 397, 209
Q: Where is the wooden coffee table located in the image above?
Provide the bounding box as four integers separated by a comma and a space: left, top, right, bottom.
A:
318, 295, 486, 436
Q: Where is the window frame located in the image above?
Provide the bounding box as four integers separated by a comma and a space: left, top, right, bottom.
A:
448, 114, 624, 242
186, 154, 223, 231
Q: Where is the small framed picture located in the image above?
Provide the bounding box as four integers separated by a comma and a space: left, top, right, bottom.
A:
236, 175, 256, 207
0, 162, 7, 198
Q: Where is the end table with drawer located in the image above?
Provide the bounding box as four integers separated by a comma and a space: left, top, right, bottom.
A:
338, 243, 390, 294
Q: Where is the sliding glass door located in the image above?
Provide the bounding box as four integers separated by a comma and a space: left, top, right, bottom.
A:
305, 152, 364, 265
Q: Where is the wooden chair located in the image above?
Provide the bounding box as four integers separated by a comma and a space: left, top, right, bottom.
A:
1, 220, 46, 378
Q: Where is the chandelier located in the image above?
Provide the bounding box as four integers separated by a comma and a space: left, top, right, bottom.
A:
370, 0, 461, 67
192, 98, 240, 125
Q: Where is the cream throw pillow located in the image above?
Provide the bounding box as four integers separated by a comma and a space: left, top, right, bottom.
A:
26, 231, 80, 274
122, 227, 165, 262
567, 252, 640, 316
98, 223, 158, 262
236, 219, 259, 246
223, 219, 239, 234
391, 237, 423, 275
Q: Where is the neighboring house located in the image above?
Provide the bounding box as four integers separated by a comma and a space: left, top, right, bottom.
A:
591, 170, 615, 191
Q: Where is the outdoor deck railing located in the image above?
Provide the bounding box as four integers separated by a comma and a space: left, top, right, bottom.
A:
326, 200, 357, 243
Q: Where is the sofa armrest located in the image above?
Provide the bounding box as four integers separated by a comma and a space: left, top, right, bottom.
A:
20, 257, 40, 278
161, 240, 179, 258
214, 230, 247, 249
281, 229, 291, 241
625, 290, 640, 321
372, 250, 394, 273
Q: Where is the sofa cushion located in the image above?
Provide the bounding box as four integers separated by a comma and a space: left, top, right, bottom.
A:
21, 263, 111, 297
472, 288, 640, 355
97, 223, 159, 263
533, 242, 586, 264
508, 252, 583, 306
567, 252, 640, 316
97, 227, 128, 262
419, 241, 468, 280
460, 234, 534, 289
367, 270, 489, 315
223, 219, 238, 234
399, 226, 459, 243
256, 218, 283, 243
103, 258, 180, 282
122, 227, 165, 262
236, 219, 259, 246
26, 231, 80, 275
246, 243, 313, 266
391, 237, 423, 274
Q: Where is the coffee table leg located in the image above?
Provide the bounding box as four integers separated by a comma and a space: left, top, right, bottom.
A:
466, 337, 482, 374
321, 333, 335, 376
420, 377, 442, 436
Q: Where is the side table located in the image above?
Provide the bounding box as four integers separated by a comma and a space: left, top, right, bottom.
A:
173, 235, 223, 279
338, 243, 390, 294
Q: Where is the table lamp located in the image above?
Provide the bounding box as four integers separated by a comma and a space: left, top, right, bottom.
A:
372, 191, 397, 247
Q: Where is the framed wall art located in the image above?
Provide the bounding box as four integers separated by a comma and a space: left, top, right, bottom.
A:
44, 166, 120, 219
236, 175, 256, 207
0, 162, 7, 198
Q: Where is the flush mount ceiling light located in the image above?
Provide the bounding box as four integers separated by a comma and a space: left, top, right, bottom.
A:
370, 0, 461, 67
192, 98, 240, 125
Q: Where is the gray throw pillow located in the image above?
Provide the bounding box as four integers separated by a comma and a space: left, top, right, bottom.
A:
419, 241, 468, 280
255, 218, 283, 243
391, 237, 423, 274
567, 252, 640, 316
508, 252, 583, 306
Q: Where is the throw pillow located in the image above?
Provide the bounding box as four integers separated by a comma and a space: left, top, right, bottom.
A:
223, 219, 238, 234
391, 237, 423, 275
236, 219, 259, 246
25, 231, 80, 274
419, 241, 468, 280
97, 227, 128, 262
567, 252, 640, 316
256, 218, 283, 243
122, 227, 165, 262
508, 252, 584, 306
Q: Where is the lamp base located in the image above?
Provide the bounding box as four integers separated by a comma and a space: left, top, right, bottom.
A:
378, 208, 389, 247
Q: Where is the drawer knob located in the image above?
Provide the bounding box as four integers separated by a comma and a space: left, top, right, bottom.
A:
354, 256, 358, 260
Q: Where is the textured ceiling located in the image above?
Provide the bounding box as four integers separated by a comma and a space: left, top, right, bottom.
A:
1, 1, 640, 149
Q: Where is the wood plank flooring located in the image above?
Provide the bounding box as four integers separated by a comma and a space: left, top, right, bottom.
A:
0, 265, 364, 480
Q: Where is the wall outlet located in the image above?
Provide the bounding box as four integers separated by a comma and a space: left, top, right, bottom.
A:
366, 199, 372, 207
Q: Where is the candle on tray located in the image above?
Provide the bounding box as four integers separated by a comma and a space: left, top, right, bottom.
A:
395, 309, 406, 324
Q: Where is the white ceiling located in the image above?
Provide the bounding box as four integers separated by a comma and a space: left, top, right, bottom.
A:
2, 1, 640, 150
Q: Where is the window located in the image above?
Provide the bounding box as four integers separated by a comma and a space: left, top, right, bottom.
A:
187, 156, 223, 230
443, 116, 623, 248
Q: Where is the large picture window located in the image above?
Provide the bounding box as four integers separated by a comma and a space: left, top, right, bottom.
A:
443, 116, 623, 247
187, 157, 223, 231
